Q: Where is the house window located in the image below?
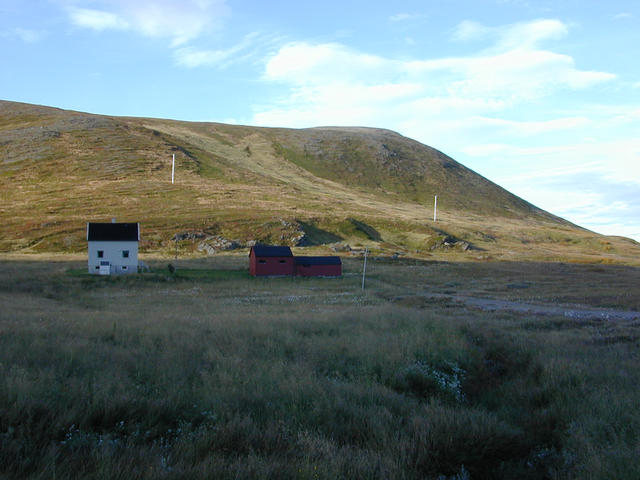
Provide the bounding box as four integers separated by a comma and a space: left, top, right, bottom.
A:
95, 266, 100, 270
97, 250, 104, 258
279, 260, 287, 263
122, 266, 128, 271
258, 259, 266, 264
122, 250, 129, 258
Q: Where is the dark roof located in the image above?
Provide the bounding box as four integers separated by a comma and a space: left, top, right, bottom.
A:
87, 222, 139, 242
295, 256, 342, 265
250, 245, 293, 257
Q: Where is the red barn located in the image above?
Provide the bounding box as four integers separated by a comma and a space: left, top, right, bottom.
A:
295, 256, 342, 277
249, 245, 295, 276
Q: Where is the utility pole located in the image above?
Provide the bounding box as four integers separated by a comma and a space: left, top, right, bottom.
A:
362, 247, 368, 290
171, 154, 175, 184
433, 195, 438, 222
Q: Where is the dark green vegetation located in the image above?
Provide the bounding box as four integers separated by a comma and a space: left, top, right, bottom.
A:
2, 257, 640, 479
1, 99, 639, 263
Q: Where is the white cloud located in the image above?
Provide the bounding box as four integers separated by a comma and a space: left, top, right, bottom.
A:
464, 137, 640, 186
467, 116, 590, 136
461, 143, 512, 157
497, 19, 568, 49
264, 42, 390, 85
66, 0, 229, 45
174, 32, 261, 68
589, 141, 640, 185
68, 8, 128, 31
2, 28, 44, 43
256, 20, 615, 129
124, 0, 229, 46
463, 143, 580, 159
390, 13, 427, 22
390, 13, 412, 22
253, 82, 423, 128
613, 12, 634, 20
407, 49, 614, 101
174, 46, 235, 68
444, 20, 601, 102
11, 28, 44, 43
404, 96, 507, 116
452, 18, 567, 47
453, 20, 491, 41
497, 140, 640, 185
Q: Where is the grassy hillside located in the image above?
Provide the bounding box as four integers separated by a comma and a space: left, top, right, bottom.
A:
1, 99, 638, 263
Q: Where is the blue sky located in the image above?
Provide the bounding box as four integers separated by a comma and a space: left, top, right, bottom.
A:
2, 0, 640, 241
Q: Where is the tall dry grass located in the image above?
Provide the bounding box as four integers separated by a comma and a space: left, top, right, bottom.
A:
1, 256, 639, 479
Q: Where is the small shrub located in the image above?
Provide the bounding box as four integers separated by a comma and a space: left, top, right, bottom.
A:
392, 361, 466, 403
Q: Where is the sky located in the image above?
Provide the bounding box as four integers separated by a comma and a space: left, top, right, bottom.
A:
2, 0, 640, 241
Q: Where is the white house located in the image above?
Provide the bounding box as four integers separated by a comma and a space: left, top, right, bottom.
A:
87, 221, 140, 275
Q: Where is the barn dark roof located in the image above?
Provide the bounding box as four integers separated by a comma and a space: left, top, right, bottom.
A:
87, 222, 139, 242
295, 256, 342, 265
251, 245, 293, 257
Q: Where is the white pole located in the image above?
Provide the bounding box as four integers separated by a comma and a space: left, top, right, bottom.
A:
362, 247, 368, 290
171, 154, 175, 184
434, 195, 437, 222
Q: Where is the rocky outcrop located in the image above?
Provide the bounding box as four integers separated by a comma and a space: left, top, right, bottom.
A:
427, 234, 472, 252
172, 231, 207, 241
172, 231, 242, 255
278, 219, 307, 246
331, 243, 352, 252
197, 236, 241, 255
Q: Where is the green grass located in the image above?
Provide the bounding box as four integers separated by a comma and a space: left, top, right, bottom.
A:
1, 256, 640, 479
68, 267, 250, 282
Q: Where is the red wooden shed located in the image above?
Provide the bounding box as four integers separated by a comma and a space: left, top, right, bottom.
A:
295, 256, 342, 277
249, 245, 295, 276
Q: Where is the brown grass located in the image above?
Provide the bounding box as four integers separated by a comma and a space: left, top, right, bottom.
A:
1, 255, 640, 479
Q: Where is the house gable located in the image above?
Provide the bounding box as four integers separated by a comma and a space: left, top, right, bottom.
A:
87, 222, 139, 275
249, 245, 295, 276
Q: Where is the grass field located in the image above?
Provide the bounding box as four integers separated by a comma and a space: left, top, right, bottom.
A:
1, 255, 640, 479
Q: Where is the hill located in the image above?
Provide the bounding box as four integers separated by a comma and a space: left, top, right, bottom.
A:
1, 99, 638, 263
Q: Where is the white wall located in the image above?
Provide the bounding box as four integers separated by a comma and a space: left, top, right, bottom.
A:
88, 241, 138, 274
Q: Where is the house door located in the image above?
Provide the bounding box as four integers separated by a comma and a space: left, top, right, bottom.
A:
99, 261, 111, 275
